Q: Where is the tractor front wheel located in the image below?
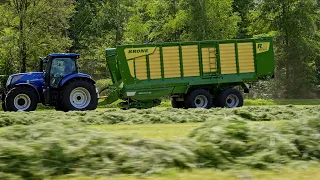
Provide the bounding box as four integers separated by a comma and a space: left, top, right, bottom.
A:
60, 80, 98, 111
5, 87, 38, 111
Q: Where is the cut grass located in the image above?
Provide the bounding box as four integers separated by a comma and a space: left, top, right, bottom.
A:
2, 105, 319, 128
89, 121, 286, 140
53, 165, 320, 180
1, 112, 319, 179
90, 123, 201, 140
158, 99, 320, 107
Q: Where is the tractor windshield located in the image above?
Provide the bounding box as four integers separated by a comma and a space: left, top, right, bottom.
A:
50, 58, 77, 88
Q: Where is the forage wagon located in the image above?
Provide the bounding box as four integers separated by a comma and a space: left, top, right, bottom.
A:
104, 37, 275, 109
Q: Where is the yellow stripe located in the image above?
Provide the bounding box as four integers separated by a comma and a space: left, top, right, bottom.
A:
182, 45, 199, 77
163, 46, 181, 78
135, 56, 148, 80
238, 43, 255, 73
220, 44, 236, 74
128, 60, 135, 77
149, 48, 161, 79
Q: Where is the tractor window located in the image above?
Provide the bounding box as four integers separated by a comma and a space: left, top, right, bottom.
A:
50, 58, 77, 88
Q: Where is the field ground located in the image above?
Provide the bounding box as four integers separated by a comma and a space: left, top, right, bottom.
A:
54, 167, 320, 180
86, 121, 319, 180
89, 121, 286, 140
1, 103, 320, 179
90, 123, 200, 140
98, 99, 320, 109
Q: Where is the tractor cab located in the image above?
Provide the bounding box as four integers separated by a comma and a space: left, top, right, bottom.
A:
2, 53, 98, 112
41, 53, 80, 88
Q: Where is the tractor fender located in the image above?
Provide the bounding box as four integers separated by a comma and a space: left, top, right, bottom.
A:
59, 73, 96, 88
10, 83, 41, 102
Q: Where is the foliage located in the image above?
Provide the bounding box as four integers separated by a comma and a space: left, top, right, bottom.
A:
70, 0, 134, 79
124, 0, 240, 43
248, 0, 320, 98
1, 0, 320, 98
0, 0, 74, 73
95, 78, 113, 90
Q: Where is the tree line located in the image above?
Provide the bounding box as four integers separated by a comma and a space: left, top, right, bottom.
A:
0, 0, 320, 98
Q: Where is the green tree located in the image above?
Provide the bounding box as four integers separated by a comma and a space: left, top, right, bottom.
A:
178, 0, 240, 41
232, 0, 254, 38
124, 0, 240, 43
250, 0, 320, 98
0, 0, 74, 74
70, 0, 133, 79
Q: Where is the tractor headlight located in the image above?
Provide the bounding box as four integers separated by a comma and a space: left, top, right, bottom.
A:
6, 76, 12, 87
6, 75, 23, 87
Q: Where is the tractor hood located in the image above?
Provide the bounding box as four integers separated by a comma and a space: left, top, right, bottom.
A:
6, 72, 44, 87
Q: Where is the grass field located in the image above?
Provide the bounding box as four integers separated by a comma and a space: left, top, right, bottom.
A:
54, 167, 320, 180
0, 104, 320, 179
62, 121, 319, 180
84, 121, 319, 180
90, 123, 200, 140
89, 121, 287, 140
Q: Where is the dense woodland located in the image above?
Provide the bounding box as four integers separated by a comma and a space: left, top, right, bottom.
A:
0, 0, 320, 98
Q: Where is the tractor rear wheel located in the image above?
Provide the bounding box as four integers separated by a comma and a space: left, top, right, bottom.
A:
60, 80, 98, 111
5, 87, 38, 111
185, 89, 213, 109
215, 88, 243, 108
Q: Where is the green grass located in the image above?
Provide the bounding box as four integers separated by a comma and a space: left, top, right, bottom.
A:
89, 120, 287, 140
53, 166, 320, 180
2, 105, 319, 128
244, 99, 320, 106
98, 98, 320, 109
90, 123, 200, 140
1, 105, 320, 179
162, 98, 320, 107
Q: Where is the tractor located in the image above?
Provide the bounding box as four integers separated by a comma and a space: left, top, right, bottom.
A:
1, 53, 98, 111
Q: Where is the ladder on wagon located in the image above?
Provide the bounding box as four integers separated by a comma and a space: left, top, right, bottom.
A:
203, 47, 218, 77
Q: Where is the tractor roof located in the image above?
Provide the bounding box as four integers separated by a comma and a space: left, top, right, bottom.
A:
49, 53, 80, 58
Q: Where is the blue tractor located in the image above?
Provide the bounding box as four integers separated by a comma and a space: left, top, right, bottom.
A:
1, 53, 98, 111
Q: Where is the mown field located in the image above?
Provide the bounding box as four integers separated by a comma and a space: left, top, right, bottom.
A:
0, 103, 320, 179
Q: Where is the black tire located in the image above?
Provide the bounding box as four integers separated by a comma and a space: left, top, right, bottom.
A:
184, 89, 213, 109
215, 88, 243, 108
55, 103, 64, 111
2, 102, 7, 111
171, 99, 185, 108
5, 87, 38, 111
60, 79, 98, 111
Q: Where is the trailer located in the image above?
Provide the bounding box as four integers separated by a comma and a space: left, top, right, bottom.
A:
104, 37, 275, 109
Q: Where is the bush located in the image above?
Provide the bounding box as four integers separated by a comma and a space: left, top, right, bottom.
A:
95, 79, 113, 90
